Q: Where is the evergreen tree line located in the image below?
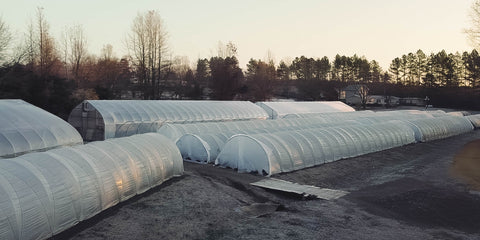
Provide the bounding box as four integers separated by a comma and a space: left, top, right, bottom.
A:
1, 9, 480, 119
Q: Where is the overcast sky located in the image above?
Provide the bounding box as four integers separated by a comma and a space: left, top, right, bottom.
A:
1, 0, 475, 70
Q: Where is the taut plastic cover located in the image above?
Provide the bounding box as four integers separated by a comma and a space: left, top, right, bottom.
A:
0, 99, 83, 158
68, 100, 268, 141
158, 118, 333, 142
256, 101, 355, 119
0, 133, 183, 240
176, 120, 360, 163
405, 116, 474, 142
216, 122, 416, 175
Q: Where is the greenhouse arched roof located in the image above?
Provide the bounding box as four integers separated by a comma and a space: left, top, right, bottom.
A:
0, 133, 183, 239
0, 99, 83, 158
68, 100, 268, 141
256, 101, 355, 119
216, 122, 416, 175
405, 116, 474, 142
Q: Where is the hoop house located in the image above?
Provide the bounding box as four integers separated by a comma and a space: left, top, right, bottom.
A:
281, 110, 374, 119
0, 133, 183, 240
404, 116, 474, 142
176, 120, 360, 163
256, 101, 355, 119
68, 100, 268, 141
216, 122, 416, 175
0, 100, 83, 158
158, 117, 332, 141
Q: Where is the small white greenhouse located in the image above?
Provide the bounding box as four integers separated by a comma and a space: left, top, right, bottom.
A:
0, 99, 83, 158
68, 100, 268, 141
256, 101, 355, 119
215, 122, 416, 175
0, 133, 183, 240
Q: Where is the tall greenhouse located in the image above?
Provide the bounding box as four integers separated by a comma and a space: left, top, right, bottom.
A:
68, 100, 269, 141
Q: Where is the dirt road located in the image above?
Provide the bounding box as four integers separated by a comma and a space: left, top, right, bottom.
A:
55, 130, 480, 240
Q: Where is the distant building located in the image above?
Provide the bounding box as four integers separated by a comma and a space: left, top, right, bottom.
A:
367, 95, 400, 106
400, 97, 425, 106
339, 84, 369, 105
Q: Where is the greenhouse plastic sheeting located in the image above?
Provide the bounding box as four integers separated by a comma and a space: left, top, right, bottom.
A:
68, 100, 269, 141
447, 111, 466, 117
158, 117, 334, 141
466, 114, 480, 128
162, 110, 417, 141
165, 110, 446, 163
159, 110, 443, 142
0, 99, 83, 158
282, 110, 438, 123
281, 110, 374, 119
256, 101, 355, 119
176, 120, 361, 163
404, 116, 474, 142
0, 133, 183, 240
216, 122, 416, 175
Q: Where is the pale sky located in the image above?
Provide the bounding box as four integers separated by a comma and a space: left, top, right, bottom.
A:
1, 0, 475, 70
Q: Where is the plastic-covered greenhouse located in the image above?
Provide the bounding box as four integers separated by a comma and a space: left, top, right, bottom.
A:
176, 120, 361, 163
167, 110, 464, 163
256, 101, 355, 119
283, 110, 439, 123
0, 99, 83, 158
159, 110, 424, 141
281, 110, 374, 119
466, 114, 480, 128
158, 117, 336, 141
216, 122, 417, 175
0, 133, 183, 240
68, 100, 268, 141
404, 116, 474, 142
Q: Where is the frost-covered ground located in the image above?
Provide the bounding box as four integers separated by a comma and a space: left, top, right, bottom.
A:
56, 130, 480, 240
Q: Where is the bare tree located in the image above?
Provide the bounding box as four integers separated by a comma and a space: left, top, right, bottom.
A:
216, 41, 237, 58
25, 7, 58, 78
172, 56, 190, 79
68, 24, 88, 84
100, 44, 114, 61
466, 1, 480, 49
0, 16, 12, 64
126, 10, 168, 99
357, 84, 369, 109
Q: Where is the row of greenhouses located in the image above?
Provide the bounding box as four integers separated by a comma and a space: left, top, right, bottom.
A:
67, 100, 357, 141
162, 110, 475, 175
2, 100, 356, 157
0, 99, 478, 240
